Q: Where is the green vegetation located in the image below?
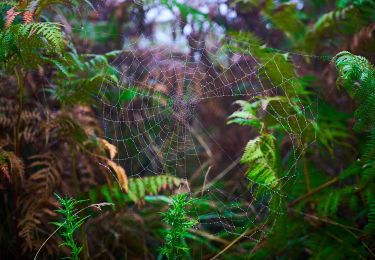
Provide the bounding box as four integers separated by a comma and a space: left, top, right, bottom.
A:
161, 193, 198, 259
0, 0, 374, 259
53, 194, 87, 260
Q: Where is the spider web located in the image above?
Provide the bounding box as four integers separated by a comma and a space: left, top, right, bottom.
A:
72, 0, 321, 254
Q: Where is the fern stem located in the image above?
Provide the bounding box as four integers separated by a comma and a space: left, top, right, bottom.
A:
70, 148, 81, 197
201, 166, 212, 198
10, 174, 21, 259
289, 177, 339, 207
289, 208, 361, 232
302, 152, 313, 211
14, 67, 24, 157
302, 154, 311, 193
210, 226, 259, 259
80, 224, 89, 260
70, 150, 89, 259
12, 67, 24, 258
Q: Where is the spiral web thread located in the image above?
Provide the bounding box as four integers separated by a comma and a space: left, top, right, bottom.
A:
72, 0, 322, 251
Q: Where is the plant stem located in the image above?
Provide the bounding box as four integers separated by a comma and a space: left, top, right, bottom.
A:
70, 149, 89, 259
14, 67, 24, 156
289, 177, 339, 207
302, 153, 311, 193
210, 226, 259, 259
81, 224, 89, 260
71, 149, 80, 195
12, 67, 25, 258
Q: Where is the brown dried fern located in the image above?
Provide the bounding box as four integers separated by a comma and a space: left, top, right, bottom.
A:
17, 154, 62, 252
348, 23, 375, 57
5, 7, 21, 28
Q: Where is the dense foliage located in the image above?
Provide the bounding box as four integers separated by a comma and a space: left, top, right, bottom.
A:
0, 0, 374, 259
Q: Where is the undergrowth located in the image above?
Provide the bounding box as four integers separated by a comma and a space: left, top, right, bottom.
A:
53, 194, 87, 260
161, 193, 198, 260
1, 0, 375, 259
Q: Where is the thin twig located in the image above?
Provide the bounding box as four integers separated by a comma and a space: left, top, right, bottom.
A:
290, 208, 374, 257
14, 67, 24, 156
190, 228, 229, 245
190, 160, 211, 182
201, 166, 212, 197
289, 177, 339, 207
302, 154, 311, 193
187, 125, 213, 158
289, 208, 362, 232
203, 157, 241, 192
210, 227, 258, 259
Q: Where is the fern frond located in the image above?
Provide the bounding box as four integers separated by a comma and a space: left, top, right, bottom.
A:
334, 51, 375, 131
19, 22, 64, 53
365, 199, 375, 235
18, 196, 57, 252
306, 1, 375, 52
334, 52, 375, 244
0, 148, 24, 184
105, 159, 128, 192
0, 148, 25, 183
48, 114, 89, 145
128, 175, 184, 203
99, 138, 117, 160
27, 154, 62, 195
241, 133, 279, 191
0, 20, 64, 68
95, 175, 184, 204
0, 157, 10, 182
49, 50, 120, 106
316, 187, 353, 216
227, 97, 290, 129
17, 154, 61, 251
23, 10, 33, 24
226, 32, 302, 95
242, 0, 306, 43
5, 7, 20, 28
27, 0, 77, 18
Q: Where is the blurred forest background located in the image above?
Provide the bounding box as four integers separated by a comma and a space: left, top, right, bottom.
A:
1, 0, 375, 259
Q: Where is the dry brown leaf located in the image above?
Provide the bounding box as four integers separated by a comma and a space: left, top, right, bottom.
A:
0, 162, 10, 181
99, 138, 117, 159
106, 159, 128, 192
5, 7, 21, 28
23, 10, 33, 24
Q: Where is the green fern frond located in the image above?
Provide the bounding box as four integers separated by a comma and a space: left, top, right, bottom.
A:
128, 175, 184, 203
306, 1, 375, 52
362, 129, 375, 179
233, 0, 306, 44
49, 49, 120, 106
227, 99, 263, 128
95, 175, 184, 205
241, 133, 279, 190
19, 22, 64, 53
0, 21, 64, 68
334, 51, 375, 131
259, 0, 306, 43
316, 187, 353, 216
365, 199, 375, 235
334, 52, 375, 242
83, 50, 121, 69
226, 32, 303, 96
